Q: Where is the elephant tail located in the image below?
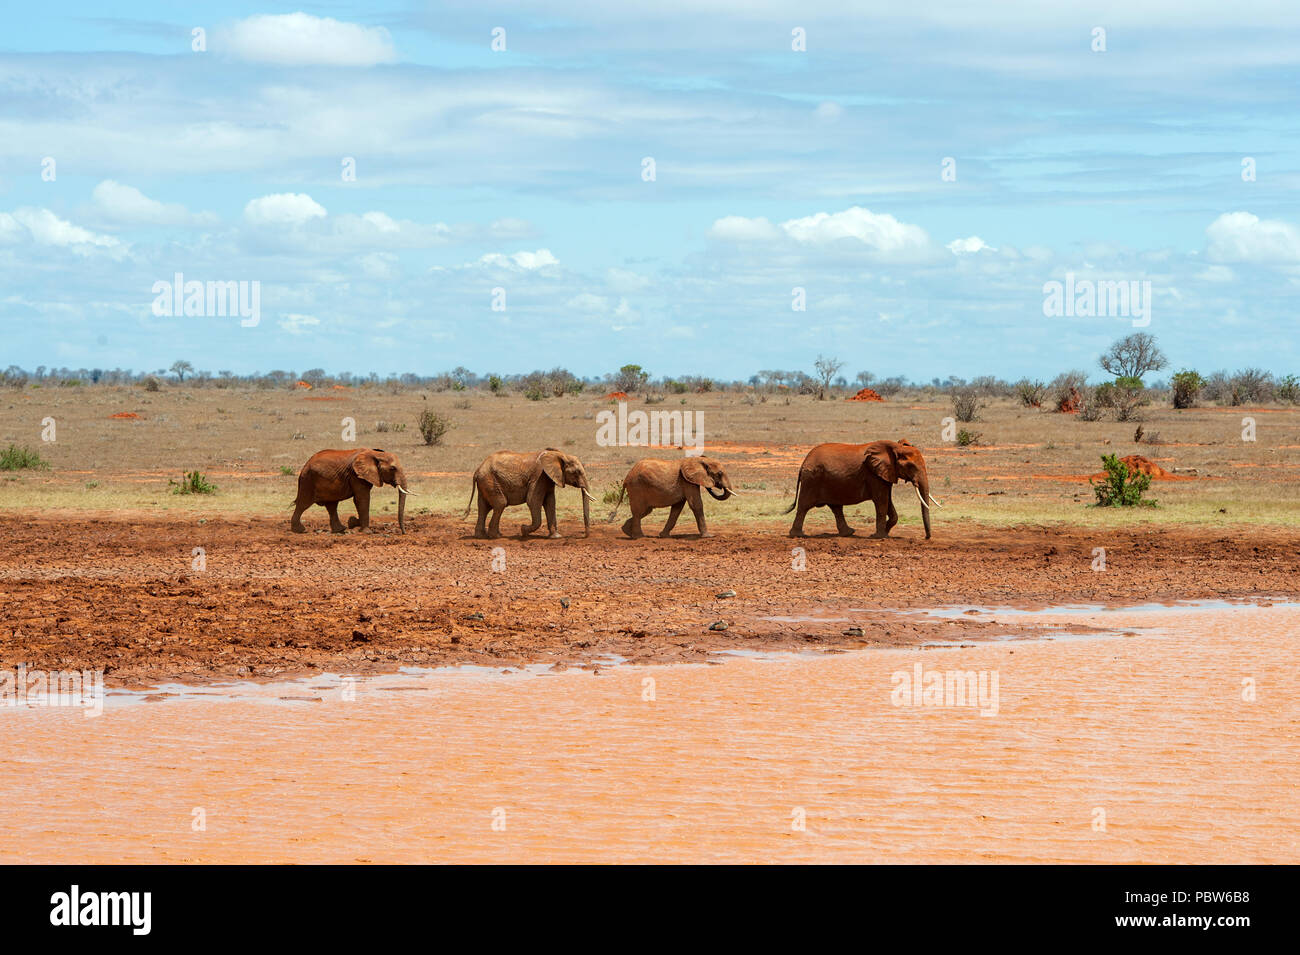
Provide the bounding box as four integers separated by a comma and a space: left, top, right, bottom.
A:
462, 478, 477, 518
605, 483, 627, 522
783, 472, 802, 514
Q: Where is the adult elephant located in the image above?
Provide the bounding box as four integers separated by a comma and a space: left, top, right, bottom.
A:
466, 448, 595, 539
610, 456, 739, 538
786, 439, 941, 539
291, 448, 412, 534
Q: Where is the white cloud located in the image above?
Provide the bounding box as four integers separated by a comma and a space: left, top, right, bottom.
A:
91, 180, 215, 227
781, 206, 931, 255
567, 292, 610, 311
947, 236, 995, 254
1206, 211, 1300, 263
359, 252, 400, 280
708, 215, 782, 241
279, 313, 322, 334
221, 13, 397, 67
6, 207, 121, 252
244, 193, 328, 227
477, 249, 560, 270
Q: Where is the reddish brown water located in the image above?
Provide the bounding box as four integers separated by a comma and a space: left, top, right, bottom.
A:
1, 606, 1295, 863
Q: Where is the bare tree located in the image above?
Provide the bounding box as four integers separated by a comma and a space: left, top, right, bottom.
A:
170, 360, 194, 382
813, 355, 845, 400
1099, 333, 1167, 380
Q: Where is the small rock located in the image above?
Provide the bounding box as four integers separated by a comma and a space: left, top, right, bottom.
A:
464, 612, 484, 621
709, 621, 728, 631
358, 611, 372, 622
560, 598, 570, 609
715, 589, 737, 599
843, 627, 864, 637
351, 630, 370, 643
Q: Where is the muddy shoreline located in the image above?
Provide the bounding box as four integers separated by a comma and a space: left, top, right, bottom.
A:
1, 517, 1297, 688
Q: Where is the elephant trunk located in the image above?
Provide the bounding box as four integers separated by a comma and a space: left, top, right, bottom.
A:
581, 487, 591, 537
915, 473, 932, 540
707, 486, 732, 501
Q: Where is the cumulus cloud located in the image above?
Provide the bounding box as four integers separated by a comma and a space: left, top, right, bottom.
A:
1205, 211, 1300, 263
947, 236, 995, 254
709, 206, 934, 259
91, 180, 216, 227
220, 13, 397, 67
2, 207, 121, 252
477, 249, 560, 270
244, 193, 328, 227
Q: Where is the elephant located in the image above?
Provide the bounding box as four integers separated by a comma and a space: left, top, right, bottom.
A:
785, 439, 941, 539
291, 448, 412, 534
465, 448, 595, 539
610, 456, 739, 538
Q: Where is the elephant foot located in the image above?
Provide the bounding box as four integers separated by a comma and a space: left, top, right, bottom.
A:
698, 531, 714, 538
290, 523, 306, 534
330, 527, 347, 535
519, 524, 536, 538
869, 531, 890, 540
548, 531, 563, 540
657, 529, 673, 538
837, 527, 856, 537
347, 516, 361, 528
788, 529, 806, 539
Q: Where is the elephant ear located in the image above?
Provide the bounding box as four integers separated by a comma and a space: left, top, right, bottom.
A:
351, 451, 382, 487
539, 451, 565, 487
864, 441, 898, 484
680, 458, 710, 487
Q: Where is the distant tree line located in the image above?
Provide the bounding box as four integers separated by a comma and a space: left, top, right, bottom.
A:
3, 335, 1297, 410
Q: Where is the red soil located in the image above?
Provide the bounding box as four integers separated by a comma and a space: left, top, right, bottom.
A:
1089, 454, 1188, 481
602, 391, 629, 400
846, 388, 885, 402
1, 517, 1295, 687
295, 381, 312, 389
1057, 387, 1081, 413
107, 412, 140, 420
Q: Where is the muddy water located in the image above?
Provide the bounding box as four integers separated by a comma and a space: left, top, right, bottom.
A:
1, 606, 1296, 863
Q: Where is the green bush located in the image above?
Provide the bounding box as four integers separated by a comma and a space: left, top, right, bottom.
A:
0, 444, 49, 471
279, 465, 295, 476
1171, 370, 1204, 409
170, 470, 217, 495
956, 429, 980, 447
417, 410, 451, 445
1090, 454, 1155, 508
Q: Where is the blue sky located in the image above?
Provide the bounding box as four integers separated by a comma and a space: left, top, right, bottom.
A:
3, 2, 1299, 381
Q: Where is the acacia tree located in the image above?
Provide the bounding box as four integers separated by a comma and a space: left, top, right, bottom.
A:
170, 360, 194, 382
813, 355, 845, 400
1099, 333, 1167, 380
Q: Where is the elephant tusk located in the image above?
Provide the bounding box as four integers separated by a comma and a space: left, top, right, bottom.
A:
582, 488, 598, 502
915, 485, 930, 510
927, 493, 943, 508
397, 486, 414, 495
723, 486, 740, 496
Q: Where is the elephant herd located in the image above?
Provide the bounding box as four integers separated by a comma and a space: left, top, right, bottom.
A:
291, 440, 942, 540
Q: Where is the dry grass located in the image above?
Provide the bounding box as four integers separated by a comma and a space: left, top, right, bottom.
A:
3, 385, 1299, 529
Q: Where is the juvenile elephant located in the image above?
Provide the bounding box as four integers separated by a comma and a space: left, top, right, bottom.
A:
786, 439, 941, 539
611, 456, 738, 538
292, 448, 412, 534
465, 448, 595, 539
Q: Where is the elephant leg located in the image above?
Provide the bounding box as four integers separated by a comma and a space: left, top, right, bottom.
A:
830, 504, 855, 537
886, 497, 898, 533
870, 495, 891, 538
324, 501, 346, 534
544, 488, 561, 539
688, 493, 710, 538
659, 502, 684, 537
290, 500, 310, 533
350, 485, 371, 531
474, 492, 491, 539
622, 498, 647, 538
788, 498, 813, 537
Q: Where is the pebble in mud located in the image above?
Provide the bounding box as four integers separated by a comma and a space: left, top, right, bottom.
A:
716, 590, 737, 599
709, 621, 728, 631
